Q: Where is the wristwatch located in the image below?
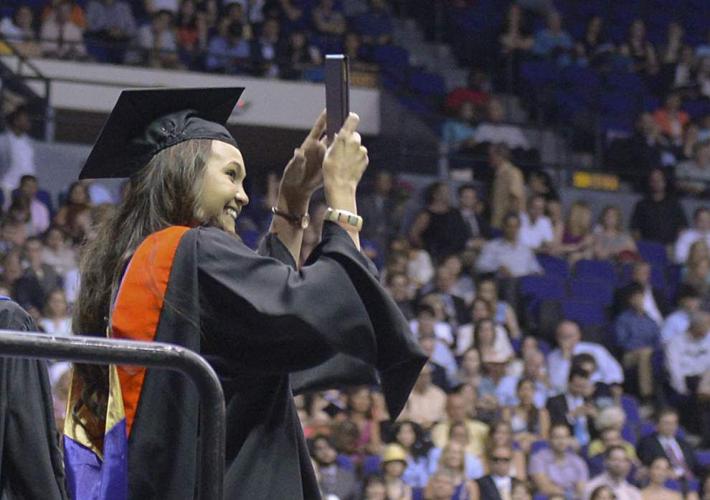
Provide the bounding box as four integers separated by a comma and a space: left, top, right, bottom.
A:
271, 206, 310, 229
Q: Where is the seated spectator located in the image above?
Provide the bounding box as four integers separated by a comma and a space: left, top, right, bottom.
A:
0, 6, 42, 58
445, 69, 492, 117
584, 445, 642, 500
41, 226, 77, 278
380, 444, 413, 500
640, 456, 691, 500
441, 254, 475, 307
614, 283, 661, 403
53, 181, 91, 244
676, 140, 710, 197
399, 363, 447, 430
251, 18, 281, 77
275, 0, 308, 32
547, 320, 624, 394
529, 169, 560, 202
472, 98, 531, 153
620, 19, 659, 77
411, 299, 455, 353
0, 105, 37, 205
664, 313, 710, 446
441, 101, 477, 154
662, 284, 701, 344
386, 272, 414, 320
637, 408, 702, 482
455, 348, 484, 388
389, 421, 430, 488
175, 0, 208, 66
144, 0, 179, 15
134, 10, 181, 68
532, 10, 573, 63
674, 207, 710, 264
41, 0, 86, 29
630, 168, 688, 245
15, 175, 50, 237
85, 0, 137, 63
469, 445, 523, 500
309, 434, 359, 500
39, 288, 71, 336
607, 113, 672, 177
477, 276, 522, 340
476, 212, 543, 278
352, 0, 393, 46
457, 184, 491, 251
408, 182, 470, 262
423, 471, 456, 500
345, 386, 383, 457
466, 317, 514, 367
547, 367, 597, 446
205, 22, 251, 74
588, 426, 639, 464
683, 254, 710, 304
15, 237, 62, 314
653, 93, 689, 145
278, 30, 322, 80
484, 421, 527, 480
593, 205, 638, 262
553, 200, 594, 264
388, 237, 434, 291
431, 394, 489, 460
489, 143, 525, 230
311, 0, 346, 36
576, 15, 614, 68
529, 423, 588, 498
418, 265, 469, 326
502, 378, 550, 453
39, 0, 86, 59
427, 423, 485, 481
342, 31, 377, 72
520, 194, 554, 252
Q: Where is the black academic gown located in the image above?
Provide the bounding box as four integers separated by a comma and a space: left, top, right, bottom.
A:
123, 222, 426, 499
0, 300, 67, 500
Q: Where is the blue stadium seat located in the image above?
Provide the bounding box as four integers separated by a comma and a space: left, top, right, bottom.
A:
373, 44, 410, 71
520, 60, 559, 88
637, 240, 668, 267
574, 259, 616, 283
666, 478, 700, 493
409, 70, 446, 98
561, 299, 608, 328
519, 275, 566, 301
621, 395, 641, 425
536, 254, 569, 278
568, 278, 614, 306
530, 440, 548, 455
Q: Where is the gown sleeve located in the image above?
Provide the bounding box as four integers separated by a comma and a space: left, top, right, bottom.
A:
198, 222, 426, 418
256, 232, 379, 394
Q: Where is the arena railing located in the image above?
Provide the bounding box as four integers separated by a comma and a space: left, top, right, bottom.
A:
0, 330, 225, 500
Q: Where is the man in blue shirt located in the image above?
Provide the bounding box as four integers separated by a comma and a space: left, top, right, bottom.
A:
614, 283, 661, 403
206, 22, 251, 74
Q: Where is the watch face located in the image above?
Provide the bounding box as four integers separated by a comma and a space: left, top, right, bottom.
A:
300, 214, 310, 229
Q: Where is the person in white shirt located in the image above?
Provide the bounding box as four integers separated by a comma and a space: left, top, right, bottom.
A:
39, 289, 72, 336
519, 194, 554, 251
476, 212, 543, 278
547, 320, 623, 394
39, 0, 86, 59
584, 445, 642, 500
17, 175, 50, 237
674, 207, 710, 264
665, 311, 710, 396
0, 106, 36, 205
472, 98, 531, 150
661, 284, 701, 344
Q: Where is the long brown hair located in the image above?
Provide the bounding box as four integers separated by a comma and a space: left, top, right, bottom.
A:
72, 139, 213, 422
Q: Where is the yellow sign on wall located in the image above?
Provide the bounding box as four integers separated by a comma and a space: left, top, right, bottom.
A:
573, 171, 620, 191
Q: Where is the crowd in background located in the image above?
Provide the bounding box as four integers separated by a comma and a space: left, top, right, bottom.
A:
3, 1, 710, 499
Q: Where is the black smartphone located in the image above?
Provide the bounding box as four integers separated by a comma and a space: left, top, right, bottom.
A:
325, 54, 350, 142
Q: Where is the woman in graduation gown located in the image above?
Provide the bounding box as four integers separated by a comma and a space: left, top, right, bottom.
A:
66, 87, 426, 499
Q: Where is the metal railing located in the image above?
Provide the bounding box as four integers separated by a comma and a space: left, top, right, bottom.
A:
0, 330, 225, 500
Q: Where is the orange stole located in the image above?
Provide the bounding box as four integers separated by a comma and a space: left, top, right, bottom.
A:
111, 226, 190, 436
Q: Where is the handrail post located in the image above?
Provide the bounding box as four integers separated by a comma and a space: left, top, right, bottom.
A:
0, 331, 225, 500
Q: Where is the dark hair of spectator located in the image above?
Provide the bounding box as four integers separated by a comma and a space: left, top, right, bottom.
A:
228, 22, 244, 39
391, 420, 430, 458
7, 105, 29, 126
590, 485, 615, 500
571, 352, 596, 371
457, 183, 477, 197
568, 366, 591, 383
693, 206, 709, 221
416, 303, 437, 318
423, 181, 446, 205
489, 142, 510, 160
677, 284, 701, 301
623, 282, 645, 305
655, 406, 679, 422
307, 433, 334, 456
385, 271, 408, 287
19, 175, 37, 186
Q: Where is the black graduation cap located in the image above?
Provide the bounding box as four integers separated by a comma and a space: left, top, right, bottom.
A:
79, 87, 245, 179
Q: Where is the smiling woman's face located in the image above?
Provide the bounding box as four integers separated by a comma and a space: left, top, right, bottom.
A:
197, 140, 249, 234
